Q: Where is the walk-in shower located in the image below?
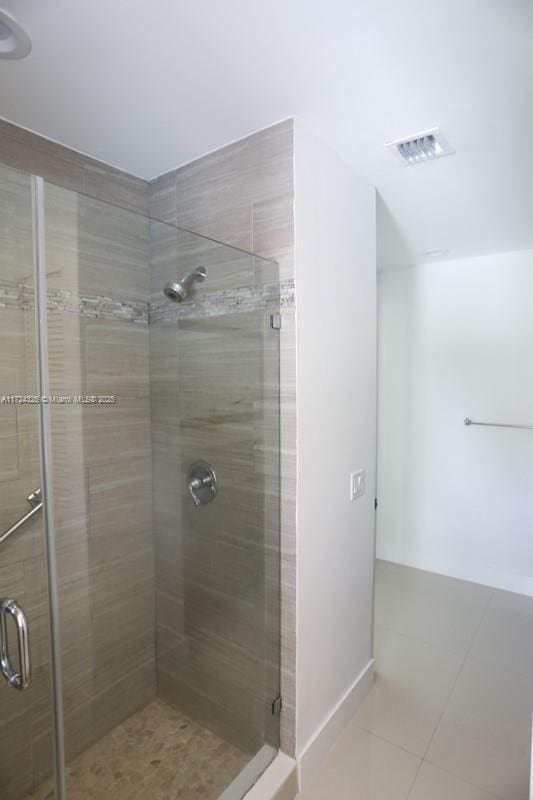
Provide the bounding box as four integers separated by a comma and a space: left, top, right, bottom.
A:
0, 162, 281, 800
163, 265, 207, 302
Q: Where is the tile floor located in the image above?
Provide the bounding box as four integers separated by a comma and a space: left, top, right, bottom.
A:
24, 699, 249, 800
299, 560, 533, 800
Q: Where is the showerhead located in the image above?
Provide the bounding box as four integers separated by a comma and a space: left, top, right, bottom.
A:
163, 266, 207, 303
163, 281, 188, 303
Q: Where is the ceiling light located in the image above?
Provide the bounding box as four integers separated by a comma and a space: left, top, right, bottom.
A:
0, 10, 31, 60
386, 128, 454, 165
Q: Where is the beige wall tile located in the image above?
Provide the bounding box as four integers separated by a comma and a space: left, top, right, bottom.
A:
0, 118, 149, 213
0, 126, 84, 193
83, 163, 148, 215
148, 119, 296, 756
0, 406, 20, 482
149, 171, 178, 224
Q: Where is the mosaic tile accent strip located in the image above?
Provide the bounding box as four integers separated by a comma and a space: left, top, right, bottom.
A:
0, 281, 24, 310
23, 699, 250, 800
280, 278, 295, 308
149, 278, 293, 324
0, 279, 148, 323
0, 278, 292, 325
55, 291, 148, 323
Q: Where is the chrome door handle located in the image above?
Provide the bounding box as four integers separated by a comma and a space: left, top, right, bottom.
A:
187, 461, 218, 506
0, 598, 31, 690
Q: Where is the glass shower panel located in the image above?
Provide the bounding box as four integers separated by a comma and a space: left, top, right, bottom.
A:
149, 221, 281, 794
42, 181, 155, 797
0, 165, 55, 799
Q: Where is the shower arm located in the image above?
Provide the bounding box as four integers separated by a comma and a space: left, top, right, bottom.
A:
182, 266, 206, 287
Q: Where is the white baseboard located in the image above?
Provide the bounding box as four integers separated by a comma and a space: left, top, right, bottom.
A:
377, 546, 533, 597
297, 658, 375, 790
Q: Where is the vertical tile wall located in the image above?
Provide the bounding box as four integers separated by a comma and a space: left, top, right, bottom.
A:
149, 119, 297, 754
44, 185, 156, 772
0, 119, 148, 215
149, 223, 282, 753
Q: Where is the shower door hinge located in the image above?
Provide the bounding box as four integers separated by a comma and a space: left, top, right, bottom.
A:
271, 696, 282, 716
270, 313, 281, 330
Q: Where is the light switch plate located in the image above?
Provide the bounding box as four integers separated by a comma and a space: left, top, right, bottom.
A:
350, 470, 365, 501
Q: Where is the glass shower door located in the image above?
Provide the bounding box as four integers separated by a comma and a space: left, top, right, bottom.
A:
149, 222, 281, 796
31, 179, 281, 799
0, 165, 56, 799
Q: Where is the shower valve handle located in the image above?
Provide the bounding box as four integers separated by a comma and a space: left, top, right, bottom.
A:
188, 476, 211, 506
187, 461, 218, 506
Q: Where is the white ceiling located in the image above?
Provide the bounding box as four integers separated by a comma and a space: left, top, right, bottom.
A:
0, 0, 531, 268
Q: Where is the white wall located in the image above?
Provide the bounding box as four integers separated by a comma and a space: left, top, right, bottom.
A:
377, 250, 533, 595
294, 122, 377, 769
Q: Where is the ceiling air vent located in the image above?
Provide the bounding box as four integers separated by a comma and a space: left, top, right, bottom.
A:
386, 128, 454, 165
